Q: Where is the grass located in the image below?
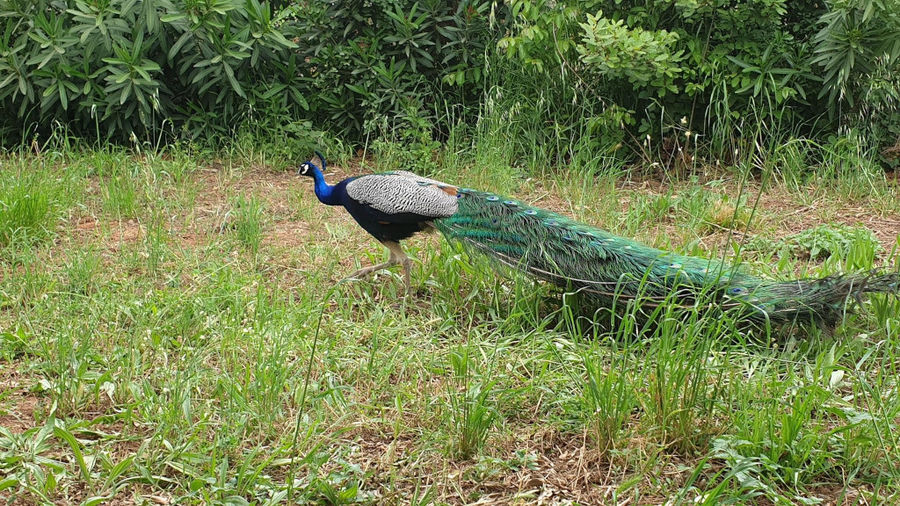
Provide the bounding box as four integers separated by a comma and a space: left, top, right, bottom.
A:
229, 194, 266, 254
0, 135, 899, 505
0, 163, 73, 252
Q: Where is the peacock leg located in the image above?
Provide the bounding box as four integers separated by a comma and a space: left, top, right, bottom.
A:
345, 241, 412, 294
383, 241, 413, 295
401, 258, 412, 294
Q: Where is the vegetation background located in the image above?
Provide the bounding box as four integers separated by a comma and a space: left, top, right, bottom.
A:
1, 0, 900, 504
2, 0, 900, 170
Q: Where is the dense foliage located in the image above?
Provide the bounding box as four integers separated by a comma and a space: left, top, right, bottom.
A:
496, 0, 900, 166
0, 0, 305, 141
1, 0, 899, 168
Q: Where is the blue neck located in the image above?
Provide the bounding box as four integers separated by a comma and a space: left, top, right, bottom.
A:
310, 166, 340, 205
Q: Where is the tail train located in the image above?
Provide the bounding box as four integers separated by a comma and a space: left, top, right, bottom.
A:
435, 189, 899, 328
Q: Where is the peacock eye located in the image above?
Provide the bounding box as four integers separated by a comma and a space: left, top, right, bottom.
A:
729, 287, 745, 295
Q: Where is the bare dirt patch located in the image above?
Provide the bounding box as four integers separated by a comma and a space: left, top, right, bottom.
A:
0, 361, 41, 434
265, 219, 312, 250
70, 217, 143, 252
340, 426, 694, 505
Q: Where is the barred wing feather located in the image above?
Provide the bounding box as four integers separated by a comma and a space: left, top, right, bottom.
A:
346, 172, 459, 218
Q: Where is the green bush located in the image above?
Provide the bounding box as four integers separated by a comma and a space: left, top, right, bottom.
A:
0, 0, 502, 158
853, 55, 900, 169
0, 0, 306, 142
495, 0, 900, 165
292, 0, 500, 146
812, 0, 900, 109
577, 12, 683, 96
2, 0, 898, 169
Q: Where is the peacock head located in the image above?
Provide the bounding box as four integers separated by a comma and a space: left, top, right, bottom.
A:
297, 151, 327, 177
297, 161, 318, 177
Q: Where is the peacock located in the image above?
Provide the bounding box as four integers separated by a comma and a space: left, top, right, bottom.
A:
299, 153, 899, 327
297, 152, 459, 293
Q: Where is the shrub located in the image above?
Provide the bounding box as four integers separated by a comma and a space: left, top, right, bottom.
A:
577, 12, 684, 97
494, 0, 900, 166
0, 0, 503, 152
292, 0, 500, 142
0, 0, 304, 142
2, 0, 898, 169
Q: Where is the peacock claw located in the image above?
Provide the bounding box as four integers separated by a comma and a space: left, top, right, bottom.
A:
342, 253, 416, 297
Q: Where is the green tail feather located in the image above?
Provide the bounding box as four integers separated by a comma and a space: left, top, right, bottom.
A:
435, 189, 899, 328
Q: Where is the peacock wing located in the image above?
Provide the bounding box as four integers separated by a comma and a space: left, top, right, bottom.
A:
346, 172, 459, 219
380, 170, 454, 187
